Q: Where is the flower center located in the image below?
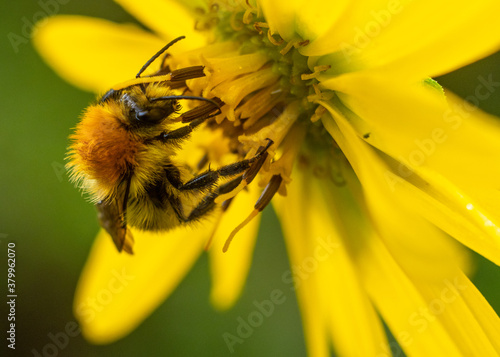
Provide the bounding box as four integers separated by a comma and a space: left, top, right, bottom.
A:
177, 3, 335, 149
164, 1, 341, 249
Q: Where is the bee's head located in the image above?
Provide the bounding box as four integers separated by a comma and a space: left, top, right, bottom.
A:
100, 82, 221, 135
119, 84, 180, 128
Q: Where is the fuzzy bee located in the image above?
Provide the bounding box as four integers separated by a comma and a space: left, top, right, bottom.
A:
67, 37, 273, 254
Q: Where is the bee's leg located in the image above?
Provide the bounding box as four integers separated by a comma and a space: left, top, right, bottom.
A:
164, 140, 272, 193
182, 176, 244, 222
165, 140, 273, 223
177, 139, 273, 192
96, 176, 135, 254
167, 176, 242, 223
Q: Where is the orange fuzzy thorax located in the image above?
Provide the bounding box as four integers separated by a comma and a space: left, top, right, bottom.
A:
67, 101, 139, 201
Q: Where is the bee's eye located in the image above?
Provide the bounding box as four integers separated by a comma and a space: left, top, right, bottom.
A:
136, 108, 165, 123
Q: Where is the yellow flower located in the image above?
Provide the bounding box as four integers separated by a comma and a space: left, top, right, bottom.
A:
34, 0, 500, 355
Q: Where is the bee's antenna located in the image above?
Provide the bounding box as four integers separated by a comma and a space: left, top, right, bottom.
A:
151, 95, 223, 116
136, 36, 186, 78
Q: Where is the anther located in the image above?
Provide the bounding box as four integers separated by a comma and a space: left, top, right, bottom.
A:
170, 65, 206, 81
180, 97, 224, 122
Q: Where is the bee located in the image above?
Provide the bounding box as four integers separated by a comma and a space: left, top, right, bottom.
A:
67, 36, 273, 254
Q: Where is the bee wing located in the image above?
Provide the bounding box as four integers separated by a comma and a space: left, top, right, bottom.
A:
96, 194, 134, 254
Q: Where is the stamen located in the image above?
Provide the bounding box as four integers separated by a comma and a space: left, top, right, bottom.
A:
243, 151, 269, 184
210, 3, 219, 12
230, 11, 244, 30
243, 8, 254, 24
267, 29, 284, 46
204, 198, 233, 251
295, 40, 310, 48
310, 105, 327, 123
279, 39, 295, 55
254, 174, 283, 210
280, 38, 309, 55
258, 123, 305, 195
245, 0, 257, 11
214, 179, 247, 204
170, 65, 206, 82
222, 210, 259, 252
223, 175, 282, 252
180, 97, 224, 122
243, 0, 258, 24
194, 4, 220, 33
236, 84, 284, 129
203, 52, 270, 90
211, 67, 279, 114
239, 102, 300, 150
307, 83, 334, 102
253, 22, 268, 34
301, 65, 331, 80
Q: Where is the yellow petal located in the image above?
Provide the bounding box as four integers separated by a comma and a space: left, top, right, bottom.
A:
360, 233, 500, 356
460, 275, 500, 352
114, 0, 206, 48
321, 109, 469, 281
273, 188, 330, 357
259, 0, 304, 41
259, 0, 352, 45
74, 226, 207, 344
293, 0, 350, 43
208, 186, 261, 310
386, 165, 500, 270
307, 177, 390, 356
356, 0, 500, 79
259, 0, 351, 43
33, 16, 165, 92
304, 0, 500, 80
299, 0, 392, 56
274, 168, 389, 357
321, 74, 500, 265
417, 272, 500, 356
322, 73, 500, 190
323, 105, 500, 355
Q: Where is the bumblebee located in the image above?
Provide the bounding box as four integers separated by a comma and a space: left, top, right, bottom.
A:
67, 37, 273, 254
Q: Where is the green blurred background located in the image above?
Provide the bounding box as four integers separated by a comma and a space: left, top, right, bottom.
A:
1, 1, 500, 356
